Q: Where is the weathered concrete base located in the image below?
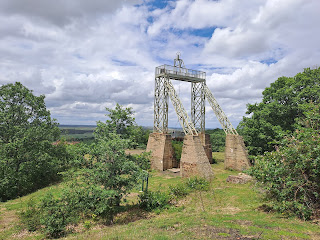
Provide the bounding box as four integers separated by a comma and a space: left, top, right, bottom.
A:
146, 133, 178, 171
180, 135, 214, 180
198, 133, 213, 164
225, 134, 250, 171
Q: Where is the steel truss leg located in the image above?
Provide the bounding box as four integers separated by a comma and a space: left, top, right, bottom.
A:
154, 76, 168, 133
191, 82, 205, 133
165, 78, 197, 136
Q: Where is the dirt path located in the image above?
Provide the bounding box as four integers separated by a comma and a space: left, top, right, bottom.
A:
0, 207, 19, 235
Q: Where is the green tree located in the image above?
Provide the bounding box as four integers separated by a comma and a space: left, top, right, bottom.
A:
238, 67, 320, 155
206, 128, 225, 152
0, 82, 67, 201
172, 140, 183, 163
20, 113, 149, 238
95, 103, 149, 148
248, 103, 320, 219
89, 134, 141, 204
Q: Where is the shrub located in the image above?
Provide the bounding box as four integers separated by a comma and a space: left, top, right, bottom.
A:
138, 191, 171, 211
39, 194, 70, 238
249, 104, 320, 220
186, 177, 210, 191
139, 177, 210, 211
20, 183, 119, 238
19, 199, 41, 232
169, 183, 190, 199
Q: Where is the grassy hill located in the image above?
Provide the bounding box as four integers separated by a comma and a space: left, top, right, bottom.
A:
1, 153, 320, 239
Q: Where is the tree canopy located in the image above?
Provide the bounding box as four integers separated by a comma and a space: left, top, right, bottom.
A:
0, 82, 67, 201
238, 67, 320, 155
95, 103, 149, 148
248, 103, 320, 219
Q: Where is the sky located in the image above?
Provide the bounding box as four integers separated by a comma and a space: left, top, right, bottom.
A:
1, 0, 320, 129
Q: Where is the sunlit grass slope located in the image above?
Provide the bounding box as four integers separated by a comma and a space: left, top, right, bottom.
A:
1, 152, 320, 239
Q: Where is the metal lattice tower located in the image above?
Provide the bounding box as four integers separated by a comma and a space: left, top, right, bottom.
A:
154, 76, 168, 133
153, 53, 237, 136
191, 82, 205, 132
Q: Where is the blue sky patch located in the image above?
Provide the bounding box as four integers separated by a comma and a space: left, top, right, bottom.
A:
189, 27, 217, 38
146, 0, 173, 10
260, 58, 278, 65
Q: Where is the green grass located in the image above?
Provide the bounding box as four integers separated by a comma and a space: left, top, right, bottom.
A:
1, 153, 320, 239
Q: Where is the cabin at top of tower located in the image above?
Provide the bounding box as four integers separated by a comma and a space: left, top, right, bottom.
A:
155, 53, 206, 83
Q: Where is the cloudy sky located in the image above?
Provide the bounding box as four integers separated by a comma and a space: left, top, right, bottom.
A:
1, 0, 320, 128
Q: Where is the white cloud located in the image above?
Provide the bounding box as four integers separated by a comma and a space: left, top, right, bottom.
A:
1, 0, 320, 128
0, 0, 141, 26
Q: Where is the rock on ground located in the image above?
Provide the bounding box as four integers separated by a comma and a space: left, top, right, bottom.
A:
226, 173, 253, 184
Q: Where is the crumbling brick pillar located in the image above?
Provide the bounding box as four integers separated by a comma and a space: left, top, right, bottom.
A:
180, 135, 214, 180
198, 133, 213, 163
146, 133, 177, 171
225, 134, 250, 171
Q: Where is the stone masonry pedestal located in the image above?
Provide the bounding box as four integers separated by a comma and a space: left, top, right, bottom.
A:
225, 134, 250, 171
198, 133, 213, 164
180, 135, 214, 180
146, 133, 178, 171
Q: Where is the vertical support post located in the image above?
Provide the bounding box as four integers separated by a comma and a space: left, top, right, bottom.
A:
191, 82, 205, 133
154, 76, 168, 133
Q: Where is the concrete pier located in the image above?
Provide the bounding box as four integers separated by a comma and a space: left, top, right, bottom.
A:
180, 135, 214, 180
146, 133, 178, 171
225, 134, 250, 171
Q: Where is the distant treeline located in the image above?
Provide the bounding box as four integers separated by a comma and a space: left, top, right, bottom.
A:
60, 129, 94, 135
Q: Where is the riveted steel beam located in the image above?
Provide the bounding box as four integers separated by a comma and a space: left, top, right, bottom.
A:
204, 84, 238, 135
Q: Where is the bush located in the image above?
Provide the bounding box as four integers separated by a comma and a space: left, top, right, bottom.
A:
249, 104, 320, 220
186, 177, 210, 191
169, 183, 190, 199
39, 194, 70, 238
138, 190, 171, 211
139, 177, 210, 212
20, 183, 119, 238
19, 199, 41, 232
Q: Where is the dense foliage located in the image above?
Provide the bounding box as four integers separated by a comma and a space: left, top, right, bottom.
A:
95, 103, 149, 148
172, 140, 183, 162
248, 103, 320, 220
238, 67, 320, 156
21, 182, 119, 238
0, 83, 69, 201
20, 104, 151, 238
207, 128, 225, 152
